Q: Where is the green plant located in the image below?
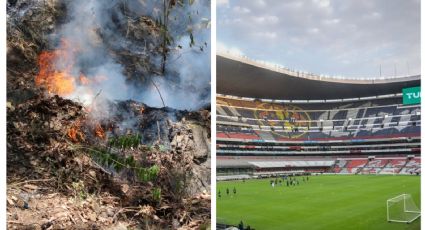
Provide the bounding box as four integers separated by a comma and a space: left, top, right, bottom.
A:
158, 144, 169, 152
152, 187, 161, 202
71, 180, 87, 201
89, 146, 159, 183
136, 165, 160, 182
108, 134, 141, 149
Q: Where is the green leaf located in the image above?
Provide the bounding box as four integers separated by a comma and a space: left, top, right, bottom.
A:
152, 187, 161, 202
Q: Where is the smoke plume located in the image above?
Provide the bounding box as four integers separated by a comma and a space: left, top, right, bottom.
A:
48, 0, 210, 110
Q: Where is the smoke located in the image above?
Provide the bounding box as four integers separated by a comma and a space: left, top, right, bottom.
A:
129, 0, 211, 110
49, 0, 210, 110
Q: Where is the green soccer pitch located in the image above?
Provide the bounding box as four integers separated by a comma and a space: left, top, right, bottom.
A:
217, 175, 420, 230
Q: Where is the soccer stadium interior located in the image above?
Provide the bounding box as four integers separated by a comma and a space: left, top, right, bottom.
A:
216, 53, 421, 181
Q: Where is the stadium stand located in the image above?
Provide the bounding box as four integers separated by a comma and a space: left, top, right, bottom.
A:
217, 97, 420, 141
217, 156, 420, 177
216, 54, 420, 179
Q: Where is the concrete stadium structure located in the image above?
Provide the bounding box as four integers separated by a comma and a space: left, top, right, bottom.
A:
216, 53, 421, 178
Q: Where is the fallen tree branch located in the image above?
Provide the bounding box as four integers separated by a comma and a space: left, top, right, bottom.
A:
150, 78, 166, 108
9, 178, 54, 187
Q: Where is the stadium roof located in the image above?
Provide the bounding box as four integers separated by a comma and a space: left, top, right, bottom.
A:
249, 161, 335, 168
217, 53, 421, 100
216, 159, 254, 168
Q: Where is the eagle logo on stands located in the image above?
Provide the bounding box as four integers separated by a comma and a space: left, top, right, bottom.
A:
254, 103, 311, 139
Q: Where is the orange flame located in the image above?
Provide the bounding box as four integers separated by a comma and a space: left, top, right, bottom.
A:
35, 39, 83, 96
68, 120, 85, 142
95, 123, 106, 139
79, 75, 90, 85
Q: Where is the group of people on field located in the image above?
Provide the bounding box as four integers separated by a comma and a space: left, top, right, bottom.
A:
270, 175, 309, 188
217, 175, 311, 198
218, 187, 236, 198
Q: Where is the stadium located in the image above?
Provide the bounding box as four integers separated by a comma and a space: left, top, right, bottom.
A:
216, 53, 421, 230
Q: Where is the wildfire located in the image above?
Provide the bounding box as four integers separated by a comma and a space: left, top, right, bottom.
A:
95, 123, 106, 139
35, 39, 84, 96
67, 120, 85, 142
79, 75, 90, 85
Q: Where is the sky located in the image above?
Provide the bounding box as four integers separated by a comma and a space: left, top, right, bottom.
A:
217, 0, 420, 78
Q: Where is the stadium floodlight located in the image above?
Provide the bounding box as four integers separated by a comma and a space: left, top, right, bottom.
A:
387, 194, 421, 223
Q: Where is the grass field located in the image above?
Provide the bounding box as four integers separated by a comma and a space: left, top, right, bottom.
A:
217, 175, 420, 230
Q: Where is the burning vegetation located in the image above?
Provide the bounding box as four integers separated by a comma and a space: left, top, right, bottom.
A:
67, 119, 85, 142
7, 0, 211, 229
35, 39, 76, 96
